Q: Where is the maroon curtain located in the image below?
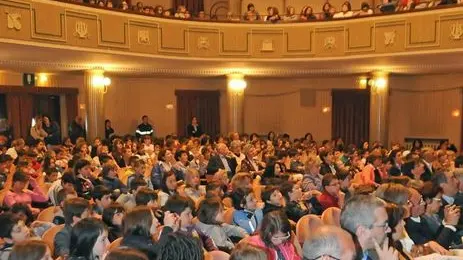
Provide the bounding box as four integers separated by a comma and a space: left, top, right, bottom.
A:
66, 94, 78, 124
175, 90, 220, 137
6, 94, 33, 139
174, 0, 204, 14
332, 89, 370, 147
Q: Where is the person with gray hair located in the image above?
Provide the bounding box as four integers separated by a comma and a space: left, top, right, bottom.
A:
303, 225, 356, 260
341, 195, 396, 260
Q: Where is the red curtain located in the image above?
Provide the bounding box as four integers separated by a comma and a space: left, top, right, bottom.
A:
332, 89, 370, 147
66, 94, 78, 125
6, 94, 33, 139
175, 90, 220, 137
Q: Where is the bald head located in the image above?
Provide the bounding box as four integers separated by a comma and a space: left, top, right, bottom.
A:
303, 226, 356, 260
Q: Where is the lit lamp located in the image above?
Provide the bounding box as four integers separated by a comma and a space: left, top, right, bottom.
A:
227, 74, 247, 92
38, 73, 48, 86
452, 109, 460, 117
92, 75, 111, 93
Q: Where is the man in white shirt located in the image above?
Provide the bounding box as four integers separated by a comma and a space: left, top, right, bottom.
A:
5, 138, 25, 160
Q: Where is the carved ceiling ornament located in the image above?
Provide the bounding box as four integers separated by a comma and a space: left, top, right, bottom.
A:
197, 36, 210, 50
261, 39, 274, 52
6, 11, 21, 31
137, 30, 150, 44
323, 36, 336, 50
450, 23, 463, 40
384, 31, 396, 46
74, 21, 89, 39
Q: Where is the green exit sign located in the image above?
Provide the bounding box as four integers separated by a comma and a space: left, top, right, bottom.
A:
23, 73, 35, 87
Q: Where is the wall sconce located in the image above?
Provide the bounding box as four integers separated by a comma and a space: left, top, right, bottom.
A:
363, 77, 387, 91
452, 109, 460, 117
227, 73, 247, 92
92, 75, 111, 93
38, 73, 48, 85
358, 78, 368, 89
322, 106, 331, 113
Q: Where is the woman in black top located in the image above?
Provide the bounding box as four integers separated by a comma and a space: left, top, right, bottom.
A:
105, 119, 115, 140
186, 117, 202, 138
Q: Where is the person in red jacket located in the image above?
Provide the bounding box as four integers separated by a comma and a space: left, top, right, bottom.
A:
318, 173, 344, 211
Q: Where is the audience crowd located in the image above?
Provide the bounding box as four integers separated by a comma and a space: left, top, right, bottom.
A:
0, 114, 463, 260
57, 0, 462, 22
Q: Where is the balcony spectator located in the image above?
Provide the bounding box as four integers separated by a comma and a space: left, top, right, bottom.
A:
333, 1, 354, 18
198, 11, 207, 20
243, 3, 260, 21
300, 6, 317, 20
321, 2, 332, 19
121, 0, 129, 10
163, 9, 171, 16
265, 6, 280, 22
30, 116, 48, 143
154, 5, 164, 16
43, 116, 61, 146
283, 6, 298, 21
175, 5, 187, 18
357, 2, 374, 16
107, 0, 113, 8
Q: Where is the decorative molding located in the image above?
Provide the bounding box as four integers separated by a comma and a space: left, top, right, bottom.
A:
137, 30, 150, 44
324, 36, 336, 49
384, 31, 396, 46
6, 11, 21, 30
74, 21, 89, 39
197, 36, 210, 50
261, 39, 273, 52
450, 23, 463, 40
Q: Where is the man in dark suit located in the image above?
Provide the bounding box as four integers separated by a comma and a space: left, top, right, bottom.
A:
206, 143, 237, 179
421, 147, 436, 182
406, 187, 459, 250
433, 171, 463, 229
186, 116, 203, 138
402, 160, 426, 181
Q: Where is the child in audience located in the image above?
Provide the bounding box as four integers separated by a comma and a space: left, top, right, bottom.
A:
127, 159, 146, 191
184, 168, 204, 203
44, 167, 59, 184
53, 189, 77, 225
262, 186, 285, 215
54, 197, 91, 258
206, 181, 224, 199
158, 171, 178, 206
102, 203, 125, 242
195, 197, 248, 253
4, 171, 48, 215
74, 159, 95, 199
68, 218, 109, 260
116, 178, 147, 210
9, 240, 52, 260
91, 185, 113, 215
101, 162, 127, 193
0, 213, 30, 260
135, 187, 158, 209
163, 195, 217, 251
231, 188, 264, 235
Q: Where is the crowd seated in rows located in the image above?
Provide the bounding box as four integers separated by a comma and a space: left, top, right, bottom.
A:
57, 0, 463, 22
1, 113, 463, 259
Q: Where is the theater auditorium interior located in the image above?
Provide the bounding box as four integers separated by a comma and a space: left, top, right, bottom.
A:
1, 0, 463, 259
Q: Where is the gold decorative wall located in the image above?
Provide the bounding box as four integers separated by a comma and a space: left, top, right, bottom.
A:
1, 0, 463, 59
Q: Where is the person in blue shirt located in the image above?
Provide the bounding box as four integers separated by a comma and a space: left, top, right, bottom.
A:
231, 188, 263, 235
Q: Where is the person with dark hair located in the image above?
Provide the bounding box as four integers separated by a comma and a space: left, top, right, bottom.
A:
280, 182, 320, 222
104, 119, 115, 140
116, 177, 147, 211
54, 197, 91, 258
262, 186, 284, 215
359, 154, 383, 186
48, 171, 76, 206
74, 159, 95, 199
121, 206, 178, 259
243, 3, 260, 20
92, 185, 113, 215
135, 115, 154, 139
163, 195, 217, 251
53, 189, 77, 225
231, 188, 264, 235
135, 187, 158, 209
42, 115, 61, 146
101, 162, 127, 193
385, 203, 412, 260
69, 116, 86, 144
319, 150, 338, 175
104, 248, 148, 260
102, 203, 125, 242
126, 159, 145, 191
172, 149, 189, 181
248, 210, 300, 260
317, 174, 342, 211
68, 218, 109, 260
195, 197, 248, 252
151, 149, 174, 189
4, 171, 48, 215
156, 232, 204, 260
402, 159, 426, 182
186, 116, 203, 138
10, 203, 33, 227
158, 171, 178, 207
0, 213, 30, 260
9, 240, 52, 260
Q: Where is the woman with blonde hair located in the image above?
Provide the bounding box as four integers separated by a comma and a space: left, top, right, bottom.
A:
184, 168, 204, 203
301, 155, 323, 192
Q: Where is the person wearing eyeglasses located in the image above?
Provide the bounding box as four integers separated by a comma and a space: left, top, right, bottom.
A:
405, 187, 458, 254
318, 174, 344, 212
421, 182, 444, 235
248, 210, 302, 260
302, 225, 356, 260
340, 195, 395, 260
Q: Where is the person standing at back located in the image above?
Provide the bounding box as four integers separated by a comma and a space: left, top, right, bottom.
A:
135, 115, 154, 139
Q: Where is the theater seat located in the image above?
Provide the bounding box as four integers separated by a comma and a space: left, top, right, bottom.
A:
296, 214, 323, 243
37, 206, 59, 222
223, 208, 235, 224
208, 250, 230, 260
109, 237, 122, 250
321, 207, 341, 226
42, 224, 64, 255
